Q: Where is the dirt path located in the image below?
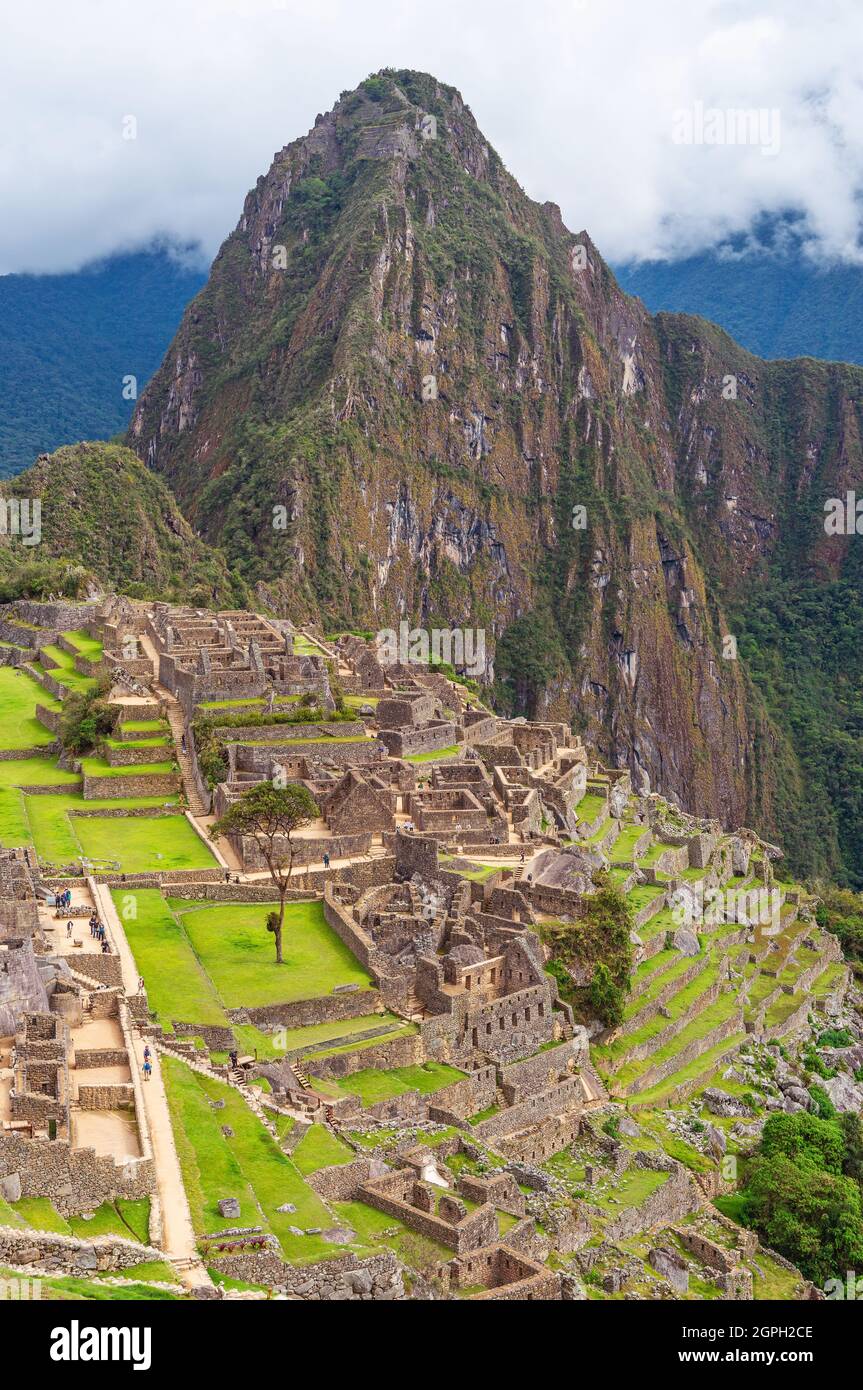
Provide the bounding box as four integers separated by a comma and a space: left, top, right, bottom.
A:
91, 878, 212, 1289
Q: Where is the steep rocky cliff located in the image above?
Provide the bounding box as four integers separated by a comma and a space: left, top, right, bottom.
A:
127, 70, 863, 884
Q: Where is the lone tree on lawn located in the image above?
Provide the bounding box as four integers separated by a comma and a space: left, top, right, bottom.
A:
210, 782, 319, 963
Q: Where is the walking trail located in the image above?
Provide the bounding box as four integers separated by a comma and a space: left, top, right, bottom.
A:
91, 878, 212, 1290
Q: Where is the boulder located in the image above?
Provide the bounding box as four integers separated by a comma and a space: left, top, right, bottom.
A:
672, 927, 700, 957
823, 1072, 863, 1114
218, 1198, 241, 1219
702, 1088, 751, 1118
649, 1246, 689, 1294
0, 1172, 22, 1202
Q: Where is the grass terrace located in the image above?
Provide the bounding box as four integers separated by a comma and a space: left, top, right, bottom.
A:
169, 899, 371, 1007
10, 791, 179, 863
163, 1057, 339, 1265
75, 815, 214, 873
0, 667, 60, 749
113, 889, 227, 1027
61, 629, 103, 663
404, 745, 461, 763
309, 1060, 465, 1105
573, 792, 607, 825
36, 644, 99, 694
78, 754, 176, 779
610, 824, 648, 862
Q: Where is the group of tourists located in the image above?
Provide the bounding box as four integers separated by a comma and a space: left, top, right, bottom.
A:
55, 887, 73, 912
88, 914, 111, 953
142, 1045, 152, 1082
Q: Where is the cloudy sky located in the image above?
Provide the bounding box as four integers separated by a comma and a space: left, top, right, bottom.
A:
2, 0, 862, 275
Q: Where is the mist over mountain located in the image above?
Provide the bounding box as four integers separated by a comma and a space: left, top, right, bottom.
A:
0, 246, 207, 477
615, 221, 863, 367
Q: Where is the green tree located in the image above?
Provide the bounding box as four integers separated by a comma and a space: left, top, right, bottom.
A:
210, 783, 319, 963
588, 961, 626, 1028
60, 681, 114, 754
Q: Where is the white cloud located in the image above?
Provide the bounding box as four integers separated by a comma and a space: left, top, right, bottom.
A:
1, 0, 862, 274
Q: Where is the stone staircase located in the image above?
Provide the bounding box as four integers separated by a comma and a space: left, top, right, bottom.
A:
161, 693, 209, 816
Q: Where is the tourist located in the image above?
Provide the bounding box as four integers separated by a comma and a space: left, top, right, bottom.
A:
224, 869, 231, 883
323, 851, 330, 869
143, 1045, 151, 1062
142, 1059, 152, 1082
66, 921, 73, 938
181, 733, 187, 754
137, 976, 145, 992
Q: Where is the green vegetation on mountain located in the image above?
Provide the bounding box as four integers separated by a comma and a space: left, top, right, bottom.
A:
0, 441, 246, 605
0, 247, 206, 478
730, 1111, 863, 1285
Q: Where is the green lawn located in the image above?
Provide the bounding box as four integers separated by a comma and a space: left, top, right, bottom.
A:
574, 791, 608, 824
0, 667, 60, 748
404, 745, 461, 763
333, 1198, 453, 1266
121, 719, 170, 734
0, 755, 79, 788
37, 644, 99, 693
104, 735, 171, 750
74, 814, 216, 873
4, 1196, 150, 1244
291, 1123, 354, 1175
19, 791, 178, 863
163, 1057, 337, 1264
610, 824, 648, 861
61, 629, 104, 663
0, 1264, 181, 1302
0, 787, 32, 848
233, 1013, 399, 1056
79, 755, 176, 778
113, 889, 228, 1027
175, 900, 372, 1006
315, 1060, 465, 1105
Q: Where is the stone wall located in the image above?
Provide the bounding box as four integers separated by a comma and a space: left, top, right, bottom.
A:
448, 1243, 559, 1301
236, 830, 372, 871
358, 1169, 498, 1253
497, 1036, 589, 1102
67, 951, 123, 988
0, 1133, 155, 1213
304, 1031, 423, 1081
208, 1249, 404, 1299
77, 1083, 134, 1110
73, 1048, 128, 1068
230, 989, 380, 1030
497, 1109, 583, 1164
585, 1162, 701, 1243
0, 1226, 163, 1276
473, 1076, 585, 1144
307, 1156, 388, 1203
377, 723, 458, 757
624, 1007, 745, 1098
82, 772, 181, 800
